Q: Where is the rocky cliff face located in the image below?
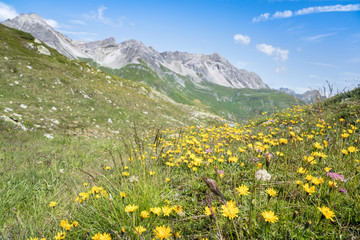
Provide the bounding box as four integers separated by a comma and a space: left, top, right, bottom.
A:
2, 13, 268, 89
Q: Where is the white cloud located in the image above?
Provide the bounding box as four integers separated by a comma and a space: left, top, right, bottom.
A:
256, 43, 276, 56
45, 19, 59, 28
252, 4, 360, 22
84, 5, 123, 27
295, 4, 360, 16
302, 33, 336, 42
234, 34, 251, 45
252, 13, 270, 23
275, 67, 287, 73
273, 10, 293, 19
0, 2, 18, 21
256, 43, 289, 61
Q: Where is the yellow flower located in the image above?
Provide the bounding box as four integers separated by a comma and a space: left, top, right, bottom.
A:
204, 206, 216, 215
261, 210, 279, 223
297, 167, 308, 174
153, 225, 172, 240
165, 178, 171, 182
341, 149, 349, 155
348, 146, 357, 153
60, 219, 72, 231
303, 183, 316, 195
149, 171, 156, 176
318, 206, 335, 222
341, 133, 349, 138
311, 177, 324, 185
266, 188, 278, 197
141, 210, 150, 218
236, 184, 249, 196
54, 231, 66, 240
125, 204, 139, 213
120, 192, 127, 198
305, 175, 313, 181
150, 207, 162, 216
173, 205, 183, 214
122, 171, 130, 176
92, 232, 111, 240
324, 167, 332, 173
83, 182, 88, 187
220, 200, 239, 220
257, 163, 263, 168
328, 181, 337, 188
49, 201, 57, 208
162, 206, 173, 216
104, 166, 111, 170
134, 226, 147, 235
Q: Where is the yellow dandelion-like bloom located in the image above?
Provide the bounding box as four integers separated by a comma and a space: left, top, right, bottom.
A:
162, 206, 173, 216
125, 204, 139, 213
150, 207, 162, 216
104, 166, 111, 170
165, 178, 171, 182
204, 206, 216, 215
266, 188, 278, 197
141, 210, 150, 219
303, 183, 316, 195
120, 192, 127, 198
236, 184, 249, 196
341, 149, 349, 155
92, 232, 111, 240
348, 146, 357, 153
328, 181, 337, 188
60, 219, 72, 231
149, 171, 156, 176
313, 142, 323, 149
261, 210, 279, 223
49, 201, 57, 208
173, 205, 183, 214
134, 226, 147, 235
341, 133, 349, 138
54, 231, 66, 240
324, 167, 332, 173
72, 221, 78, 227
305, 175, 313, 181
220, 200, 239, 220
318, 206, 335, 222
153, 225, 172, 240
122, 171, 130, 176
311, 177, 324, 185
297, 167, 308, 174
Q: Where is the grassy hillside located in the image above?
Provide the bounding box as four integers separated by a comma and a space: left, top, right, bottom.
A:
85, 59, 303, 121
0, 24, 220, 140
1, 24, 359, 239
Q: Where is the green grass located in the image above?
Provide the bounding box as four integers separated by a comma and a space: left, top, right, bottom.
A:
84, 58, 303, 122
1, 24, 359, 239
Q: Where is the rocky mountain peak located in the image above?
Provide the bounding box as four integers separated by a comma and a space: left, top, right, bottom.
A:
2, 13, 269, 90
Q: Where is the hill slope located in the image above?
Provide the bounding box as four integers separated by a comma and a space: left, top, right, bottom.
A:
0, 24, 220, 138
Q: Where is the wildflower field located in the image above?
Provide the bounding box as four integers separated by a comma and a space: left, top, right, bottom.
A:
1, 88, 359, 240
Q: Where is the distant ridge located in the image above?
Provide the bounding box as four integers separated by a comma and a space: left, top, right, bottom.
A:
2, 13, 268, 90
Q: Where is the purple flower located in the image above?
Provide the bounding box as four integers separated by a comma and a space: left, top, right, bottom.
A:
326, 172, 346, 182
339, 188, 347, 193
217, 170, 224, 175
205, 149, 212, 154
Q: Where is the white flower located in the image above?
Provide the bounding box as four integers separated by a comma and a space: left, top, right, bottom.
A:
255, 169, 271, 181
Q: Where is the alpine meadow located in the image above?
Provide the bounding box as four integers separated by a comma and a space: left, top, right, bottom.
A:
0, 1, 359, 239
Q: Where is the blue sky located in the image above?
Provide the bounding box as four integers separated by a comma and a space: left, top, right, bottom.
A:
1, 0, 359, 93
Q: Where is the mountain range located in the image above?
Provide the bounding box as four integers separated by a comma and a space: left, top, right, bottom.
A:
3, 13, 267, 89
2, 13, 302, 120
